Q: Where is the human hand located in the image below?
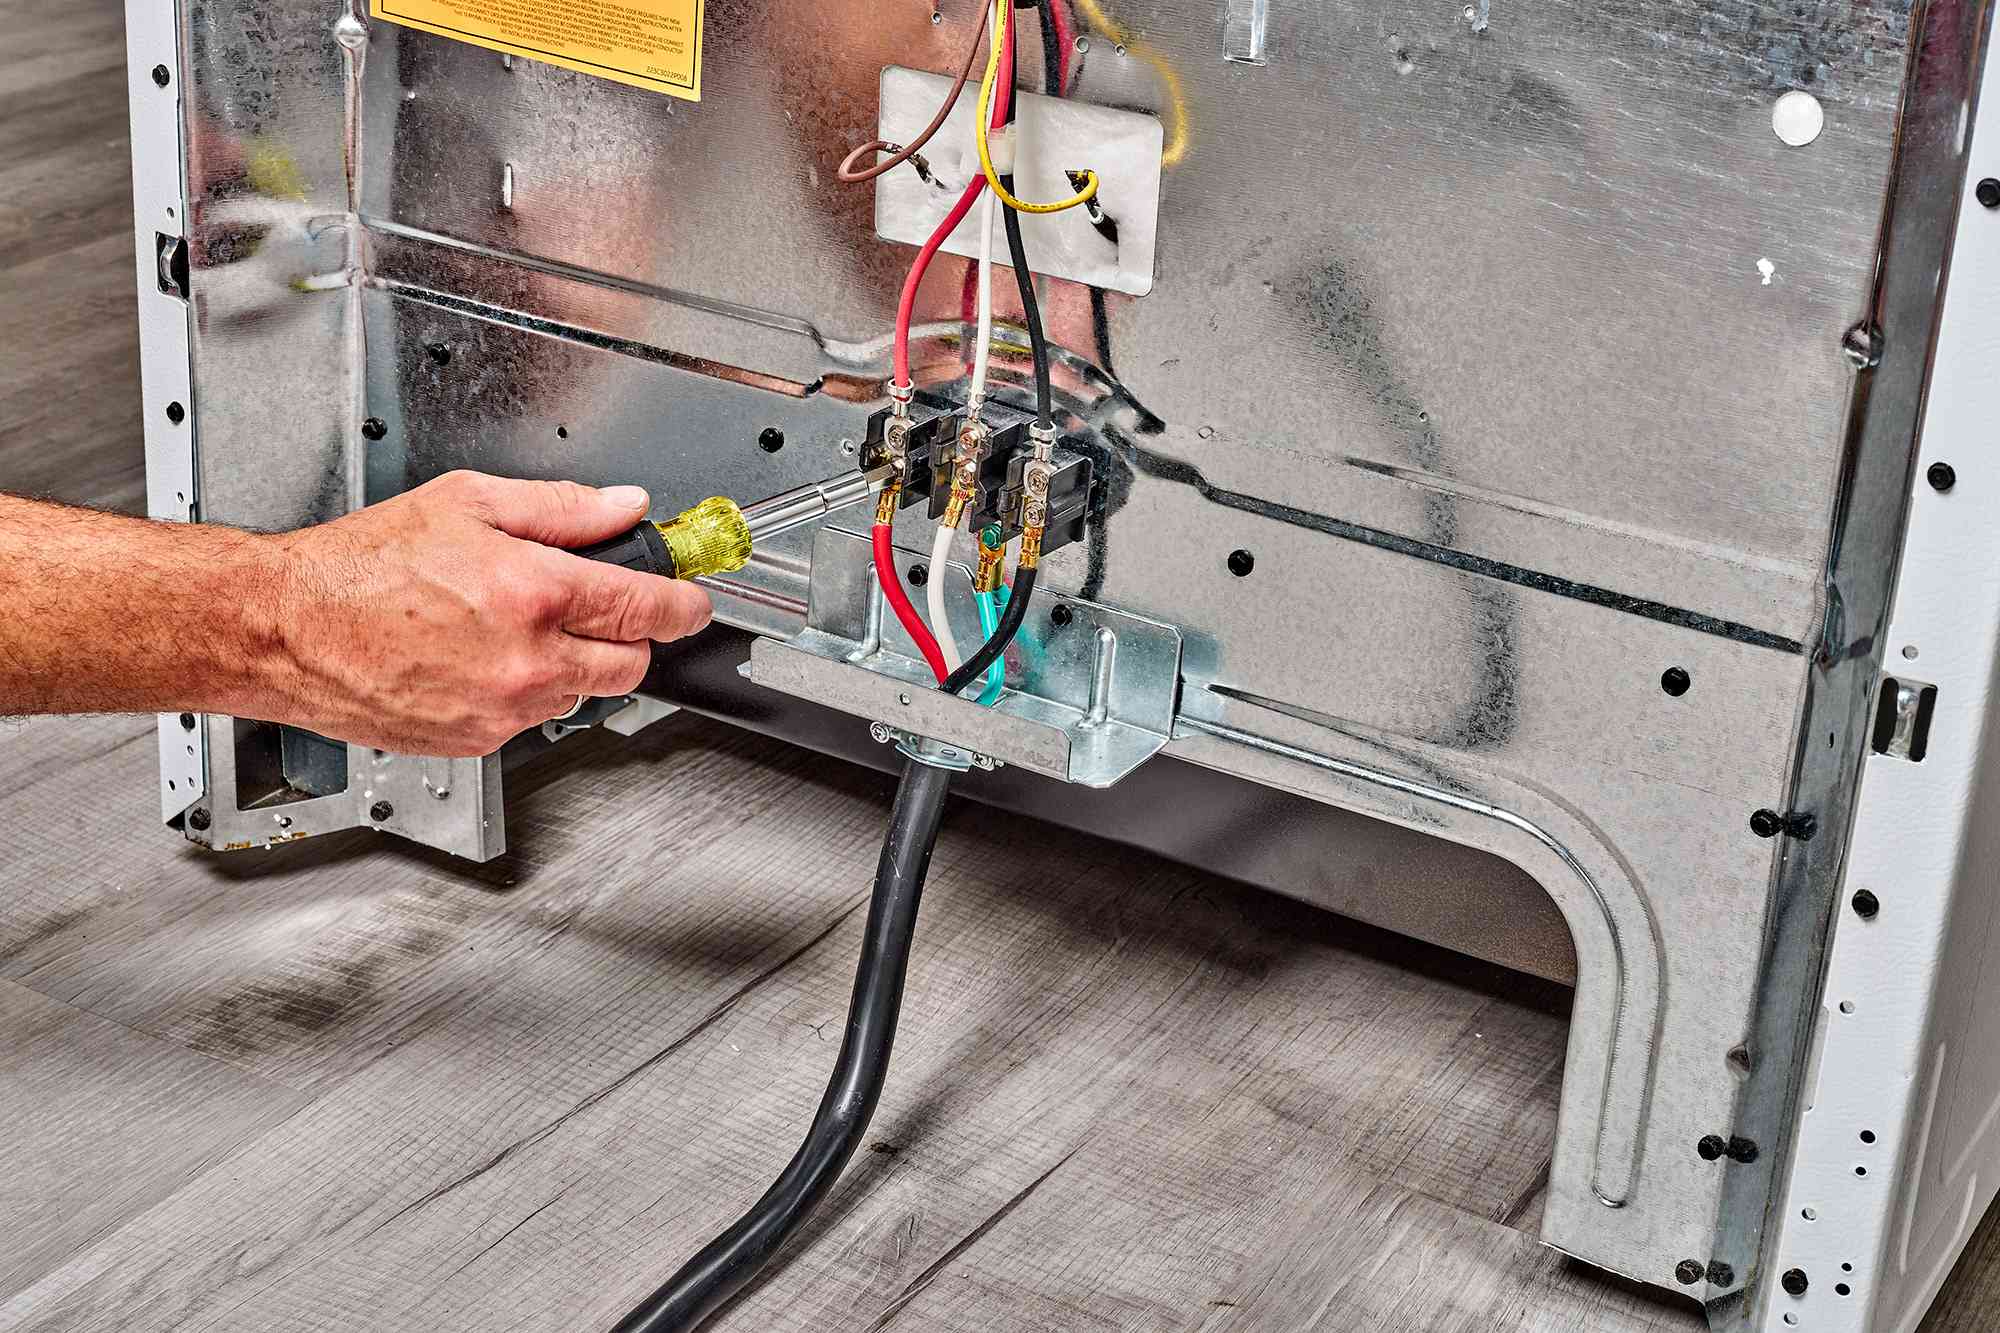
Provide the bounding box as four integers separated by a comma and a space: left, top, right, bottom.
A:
254, 471, 712, 756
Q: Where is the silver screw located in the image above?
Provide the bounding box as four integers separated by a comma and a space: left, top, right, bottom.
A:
840, 438, 858, 457
870, 722, 894, 744
898, 692, 912, 706
1842, 324, 1883, 370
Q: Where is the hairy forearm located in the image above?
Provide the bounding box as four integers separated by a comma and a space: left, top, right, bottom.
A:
0, 494, 287, 718
0, 472, 712, 756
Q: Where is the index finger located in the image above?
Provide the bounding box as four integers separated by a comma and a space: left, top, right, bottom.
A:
555, 553, 714, 643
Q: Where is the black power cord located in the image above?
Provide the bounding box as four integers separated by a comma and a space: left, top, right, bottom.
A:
611, 757, 954, 1333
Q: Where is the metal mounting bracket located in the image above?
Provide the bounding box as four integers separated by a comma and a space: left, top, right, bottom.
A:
742, 527, 1182, 788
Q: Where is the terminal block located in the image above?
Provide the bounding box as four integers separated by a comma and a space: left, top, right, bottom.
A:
862, 392, 1094, 557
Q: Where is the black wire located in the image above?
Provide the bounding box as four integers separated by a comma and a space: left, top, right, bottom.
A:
998, 195, 1054, 431
1035, 0, 1063, 97
941, 565, 1038, 696
610, 757, 954, 1333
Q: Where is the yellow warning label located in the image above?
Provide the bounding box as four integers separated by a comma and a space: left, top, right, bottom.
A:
369, 0, 703, 100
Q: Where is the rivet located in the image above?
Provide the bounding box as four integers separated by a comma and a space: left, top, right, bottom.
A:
1771, 90, 1825, 147
759, 427, 786, 453
165, 401, 186, 424
1842, 323, 1883, 369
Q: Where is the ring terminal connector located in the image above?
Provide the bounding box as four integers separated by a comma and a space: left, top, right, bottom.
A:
974, 524, 1007, 593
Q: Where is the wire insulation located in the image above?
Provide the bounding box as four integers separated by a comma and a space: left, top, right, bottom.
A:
891, 3, 1017, 390
610, 758, 954, 1333
974, 587, 1008, 704
943, 566, 1037, 697
999, 182, 1054, 430
872, 523, 950, 683
968, 192, 999, 404
836, 6, 992, 184
974, 0, 1100, 214
926, 522, 963, 673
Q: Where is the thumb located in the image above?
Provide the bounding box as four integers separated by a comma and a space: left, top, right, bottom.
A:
466, 475, 651, 548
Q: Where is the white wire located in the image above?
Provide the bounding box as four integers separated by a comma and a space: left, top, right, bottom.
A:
927, 522, 963, 672
927, 191, 996, 675
967, 191, 998, 405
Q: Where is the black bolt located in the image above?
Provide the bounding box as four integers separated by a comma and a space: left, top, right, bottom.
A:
1675, 1260, 1704, 1286
178, 712, 196, 731
907, 563, 928, 587
369, 801, 394, 823
1050, 603, 1075, 627
427, 342, 452, 366
1707, 1261, 1736, 1288
151, 64, 171, 87
759, 427, 786, 453
1782, 1268, 1809, 1297
1227, 549, 1256, 577
187, 808, 211, 831
1698, 1134, 1728, 1161
1786, 811, 1819, 841
1751, 808, 1783, 838
1928, 461, 1957, 493
361, 417, 387, 441
1977, 178, 2000, 210
1661, 666, 1691, 697
165, 401, 186, 425
1852, 888, 1880, 920
1727, 1136, 1760, 1164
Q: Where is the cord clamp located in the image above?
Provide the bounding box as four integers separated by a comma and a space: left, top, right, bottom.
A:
870, 721, 1003, 773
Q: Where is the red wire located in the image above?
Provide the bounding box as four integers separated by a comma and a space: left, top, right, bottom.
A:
1048, 1, 1073, 93
877, 4, 1019, 685
872, 523, 951, 682
890, 3, 1015, 389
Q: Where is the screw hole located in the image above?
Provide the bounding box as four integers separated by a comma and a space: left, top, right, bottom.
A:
1661, 666, 1691, 697
1802, 1207, 1817, 1221
556, 424, 569, 440
1854, 1165, 1867, 1176
1860, 1130, 1876, 1144
1841, 1263, 1853, 1272
427, 342, 452, 366
1839, 1000, 1856, 1014
759, 427, 786, 453
369, 801, 394, 823
1836, 1282, 1852, 1296
1227, 549, 1255, 577
165, 401, 186, 424
1783, 1315, 1798, 1327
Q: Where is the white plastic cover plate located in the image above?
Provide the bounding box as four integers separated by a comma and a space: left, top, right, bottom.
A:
873, 66, 1165, 297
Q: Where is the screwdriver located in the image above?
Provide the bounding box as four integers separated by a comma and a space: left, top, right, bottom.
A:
576, 469, 885, 579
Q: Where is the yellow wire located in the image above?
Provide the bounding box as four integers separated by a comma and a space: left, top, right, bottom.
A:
974, 0, 1101, 215
1071, 0, 1191, 167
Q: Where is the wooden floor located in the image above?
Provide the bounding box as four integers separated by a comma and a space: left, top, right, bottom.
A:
2, 3, 1997, 1330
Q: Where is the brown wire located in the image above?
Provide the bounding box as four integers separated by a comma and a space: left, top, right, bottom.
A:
836, 5, 992, 184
